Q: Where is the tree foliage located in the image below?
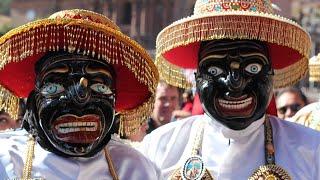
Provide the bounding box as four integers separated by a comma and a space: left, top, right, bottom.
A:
0, 24, 13, 36
0, 0, 11, 15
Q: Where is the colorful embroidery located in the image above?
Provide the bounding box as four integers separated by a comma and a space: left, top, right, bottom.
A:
199, 0, 263, 13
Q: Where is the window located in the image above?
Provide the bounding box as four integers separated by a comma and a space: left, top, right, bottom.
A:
122, 2, 132, 25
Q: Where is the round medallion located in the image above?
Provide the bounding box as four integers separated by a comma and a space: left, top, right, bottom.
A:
181, 156, 205, 180
249, 164, 291, 180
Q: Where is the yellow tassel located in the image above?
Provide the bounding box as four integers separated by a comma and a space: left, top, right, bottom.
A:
118, 95, 155, 137
0, 85, 19, 120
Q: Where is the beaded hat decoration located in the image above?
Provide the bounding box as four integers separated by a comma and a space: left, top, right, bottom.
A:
309, 53, 320, 82
0, 9, 159, 136
155, 0, 311, 89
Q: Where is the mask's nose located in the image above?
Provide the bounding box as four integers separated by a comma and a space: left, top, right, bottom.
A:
72, 77, 89, 105
226, 61, 245, 95
228, 70, 242, 88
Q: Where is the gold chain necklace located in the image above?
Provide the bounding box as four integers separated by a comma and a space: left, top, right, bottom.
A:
249, 116, 291, 180
22, 138, 119, 179
22, 135, 35, 179
170, 116, 291, 180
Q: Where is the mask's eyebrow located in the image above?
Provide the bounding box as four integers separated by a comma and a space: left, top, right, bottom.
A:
42, 64, 69, 78
85, 66, 113, 79
239, 52, 269, 63
199, 54, 228, 64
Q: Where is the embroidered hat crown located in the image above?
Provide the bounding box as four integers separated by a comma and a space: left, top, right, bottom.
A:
49, 9, 120, 30
194, 0, 273, 15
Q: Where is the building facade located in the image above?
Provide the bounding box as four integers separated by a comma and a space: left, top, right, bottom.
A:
10, 0, 195, 54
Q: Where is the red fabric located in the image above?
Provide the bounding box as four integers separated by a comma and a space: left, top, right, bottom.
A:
163, 42, 200, 68
192, 93, 204, 115
0, 54, 42, 98
266, 94, 277, 116
182, 101, 193, 113
268, 43, 301, 69
163, 42, 302, 71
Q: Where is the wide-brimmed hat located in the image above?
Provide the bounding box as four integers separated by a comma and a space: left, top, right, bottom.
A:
155, 0, 311, 89
309, 53, 320, 82
0, 9, 159, 136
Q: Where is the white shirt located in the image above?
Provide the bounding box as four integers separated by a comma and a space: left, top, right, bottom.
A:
139, 114, 320, 179
0, 130, 162, 180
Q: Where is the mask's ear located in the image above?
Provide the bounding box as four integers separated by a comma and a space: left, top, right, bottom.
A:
22, 90, 37, 135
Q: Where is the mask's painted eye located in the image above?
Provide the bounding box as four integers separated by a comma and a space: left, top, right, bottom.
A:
41, 83, 65, 95
208, 66, 223, 76
245, 63, 262, 74
90, 83, 113, 95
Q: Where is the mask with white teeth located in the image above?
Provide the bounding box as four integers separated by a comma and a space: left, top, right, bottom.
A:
196, 40, 274, 130
23, 52, 116, 157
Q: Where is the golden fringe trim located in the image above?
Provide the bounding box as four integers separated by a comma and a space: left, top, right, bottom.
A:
309, 64, 320, 82
118, 95, 155, 136
0, 85, 19, 120
156, 12, 310, 88
0, 18, 159, 93
157, 12, 309, 53
273, 57, 308, 88
155, 55, 193, 89
309, 54, 320, 82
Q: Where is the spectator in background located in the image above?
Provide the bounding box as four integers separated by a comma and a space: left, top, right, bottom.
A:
147, 80, 180, 133
0, 99, 26, 131
276, 87, 308, 120
181, 90, 194, 113
291, 53, 320, 130
172, 89, 194, 120
0, 109, 16, 131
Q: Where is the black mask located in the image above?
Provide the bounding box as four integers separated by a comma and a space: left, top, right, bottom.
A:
23, 52, 116, 157
196, 40, 274, 130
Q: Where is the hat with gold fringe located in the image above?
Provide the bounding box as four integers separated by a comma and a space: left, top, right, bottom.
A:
0, 9, 159, 136
155, 0, 311, 89
309, 53, 320, 82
